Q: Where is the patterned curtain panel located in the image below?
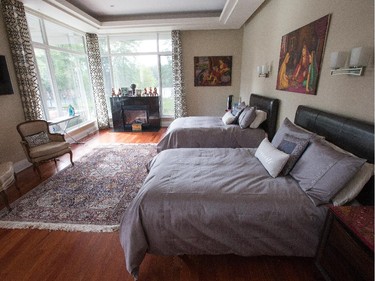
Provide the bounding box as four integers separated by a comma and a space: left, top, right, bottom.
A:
171, 30, 187, 118
85, 33, 109, 129
1, 0, 44, 120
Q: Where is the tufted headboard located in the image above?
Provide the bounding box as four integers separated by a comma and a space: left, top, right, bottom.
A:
249, 94, 280, 141
294, 105, 374, 205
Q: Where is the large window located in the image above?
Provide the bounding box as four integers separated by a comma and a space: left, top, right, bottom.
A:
26, 13, 95, 129
99, 33, 174, 117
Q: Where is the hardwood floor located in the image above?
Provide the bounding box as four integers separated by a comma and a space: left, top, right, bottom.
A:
0, 128, 324, 281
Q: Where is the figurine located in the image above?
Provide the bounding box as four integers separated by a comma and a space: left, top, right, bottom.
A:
149, 87, 153, 94
111, 87, 116, 97
118, 88, 122, 96
130, 84, 136, 95
143, 88, 148, 96
153, 87, 158, 95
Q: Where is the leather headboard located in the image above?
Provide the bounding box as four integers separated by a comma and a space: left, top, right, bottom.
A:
294, 105, 374, 205
249, 94, 280, 141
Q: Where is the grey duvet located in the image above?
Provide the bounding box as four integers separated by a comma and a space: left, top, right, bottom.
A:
119, 148, 328, 277
156, 116, 265, 152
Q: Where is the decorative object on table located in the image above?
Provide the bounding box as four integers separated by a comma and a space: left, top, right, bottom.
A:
194, 56, 232, 86
111, 87, 116, 97
121, 87, 128, 96
143, 88, 148, 96
130, 84, 136, 95
68, 104, 75, 116
117, 88, 122, 97
0, 55, 13, 95
136, 89, 142, 96
0, 143, 157, 232
153, 87, 158, 95
276, 14, 331, 95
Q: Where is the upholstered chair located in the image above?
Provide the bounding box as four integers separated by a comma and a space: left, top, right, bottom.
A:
0, 162, 20, 211
16, 120, 74, 178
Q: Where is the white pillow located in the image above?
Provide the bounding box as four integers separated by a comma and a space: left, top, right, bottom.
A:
250, 110, 267, 128
222, 111, 235, 125
255, 138, 290, 178
332, 162, 374, 206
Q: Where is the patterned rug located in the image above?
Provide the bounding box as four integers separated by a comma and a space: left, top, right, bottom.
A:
0, 143, 157, 232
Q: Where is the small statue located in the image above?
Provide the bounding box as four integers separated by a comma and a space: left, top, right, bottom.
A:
153, 87, 158, 95
149, 87, 153, 94
130, 84, 136, 95
111, 88, 116, 97
118, 88, 122, 96
143, 88, 148, 96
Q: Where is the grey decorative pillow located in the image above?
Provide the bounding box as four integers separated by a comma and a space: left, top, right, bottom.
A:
24, 131, 50, 148
238, 107, 256, 129
289, 139, 366, 206
277, 134, 309, 175
272, 117, 318, 147
230, 102, 246, 124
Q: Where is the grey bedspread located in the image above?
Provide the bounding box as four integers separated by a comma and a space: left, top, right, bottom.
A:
119, 148, 328, 277
156, 116, 265, 152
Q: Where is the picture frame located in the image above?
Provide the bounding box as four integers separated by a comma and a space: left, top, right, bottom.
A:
0, 55, 13, 95
194, 56, 232, 86
276, 14, 331, 95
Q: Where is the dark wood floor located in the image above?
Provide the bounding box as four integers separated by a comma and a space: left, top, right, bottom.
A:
0, 128, 324, 281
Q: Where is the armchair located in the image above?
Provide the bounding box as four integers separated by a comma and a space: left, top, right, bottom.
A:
16, 120, 74, 177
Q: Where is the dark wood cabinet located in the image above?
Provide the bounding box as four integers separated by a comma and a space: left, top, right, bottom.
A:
315, 206, 374, 281
110, 96, 160, 132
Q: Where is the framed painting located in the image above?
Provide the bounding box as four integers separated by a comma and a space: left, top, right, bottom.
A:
0, 55, 13, 95
276, 14, 331, 95
194, 56, 232, 86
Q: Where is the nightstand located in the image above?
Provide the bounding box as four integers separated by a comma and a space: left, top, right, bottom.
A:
315, 206, 374, 281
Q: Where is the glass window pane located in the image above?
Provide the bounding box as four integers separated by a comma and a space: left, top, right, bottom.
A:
34, 48, 56, 119
101, 56, 113, 117
158, 32, 172, 52
50, 49, 94, 128
112, 55, 158, 91
109, 33, 157, 54
98, 36, 108, 55
26, 14, 44, 44
45, 20, 85, 52
160, 55, 174, 116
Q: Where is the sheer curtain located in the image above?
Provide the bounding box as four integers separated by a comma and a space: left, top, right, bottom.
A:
86, 33, 110, 129
171, 30, 187, 118
1, 0, 44, 120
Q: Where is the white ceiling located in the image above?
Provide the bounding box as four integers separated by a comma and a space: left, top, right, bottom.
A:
20, 0, 265, 34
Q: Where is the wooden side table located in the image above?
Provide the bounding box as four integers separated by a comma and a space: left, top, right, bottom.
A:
315, 206, 374, 281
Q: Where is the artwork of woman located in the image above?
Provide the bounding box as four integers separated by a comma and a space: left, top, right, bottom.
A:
277, 52, 290, 89
303, 51, 318, 94
292, 42, 310, 84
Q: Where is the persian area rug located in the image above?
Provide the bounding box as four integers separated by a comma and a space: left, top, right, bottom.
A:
0, 143, 157, 232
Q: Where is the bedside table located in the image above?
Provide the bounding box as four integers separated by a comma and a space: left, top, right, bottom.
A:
315, 206, 374, 281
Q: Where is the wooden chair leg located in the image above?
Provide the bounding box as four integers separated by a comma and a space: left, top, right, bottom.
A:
0, 190, 11, 211
69, 151, 74, 166
14, 173, 21, 195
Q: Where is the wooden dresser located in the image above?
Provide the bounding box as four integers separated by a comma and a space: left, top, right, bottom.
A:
315, 206, 374, 281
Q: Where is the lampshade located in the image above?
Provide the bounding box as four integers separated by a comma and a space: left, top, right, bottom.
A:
330, 51, 347, 69
349, 47, 371, 67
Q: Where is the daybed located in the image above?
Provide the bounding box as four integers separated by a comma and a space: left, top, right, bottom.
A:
156, 94, 279, 152
120, 106, 374, 279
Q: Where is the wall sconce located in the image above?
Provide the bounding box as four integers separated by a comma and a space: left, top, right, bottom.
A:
330, 47, 371, 76
257, 65, 270, 77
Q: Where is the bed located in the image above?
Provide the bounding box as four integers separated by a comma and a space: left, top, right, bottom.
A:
120, 106, 374, 279
156, 94, 279, 152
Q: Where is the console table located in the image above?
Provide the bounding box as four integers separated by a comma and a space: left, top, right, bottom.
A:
110, 96, 160, 132
315, 206, 374, 281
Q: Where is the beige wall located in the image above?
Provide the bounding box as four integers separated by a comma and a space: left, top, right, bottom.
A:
181, 29, 243, 116
0, 7, 26, 165
240, 0, 374, 125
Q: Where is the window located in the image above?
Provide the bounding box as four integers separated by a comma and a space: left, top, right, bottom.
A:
26, 13, 95, 130
99, 33, 174, 117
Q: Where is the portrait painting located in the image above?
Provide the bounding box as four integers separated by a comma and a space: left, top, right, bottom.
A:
276, 14, 331, 95
194, 56, 232, 86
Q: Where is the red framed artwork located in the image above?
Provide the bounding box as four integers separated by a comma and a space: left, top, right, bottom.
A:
276, 14, 331, 95
194, 56, 232, 86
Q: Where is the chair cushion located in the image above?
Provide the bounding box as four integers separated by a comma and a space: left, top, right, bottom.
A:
0, 162, 15, 191
29, 141, 71, 158
24, 131, 50, 148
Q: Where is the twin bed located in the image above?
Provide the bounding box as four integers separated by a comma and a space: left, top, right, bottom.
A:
157, 94, 279, 152
120, 103, 374, 280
